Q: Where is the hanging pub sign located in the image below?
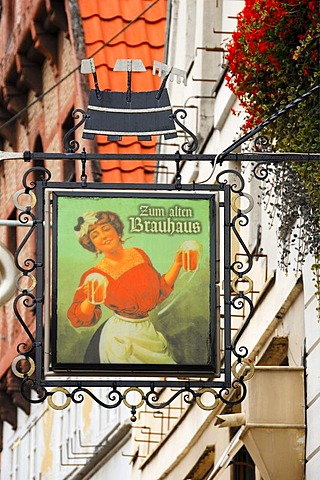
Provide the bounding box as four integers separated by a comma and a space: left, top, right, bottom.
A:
49, 189, 219, 377
10, 74, 320, 415
11, 170, 254, 417
8, 55, 262, 414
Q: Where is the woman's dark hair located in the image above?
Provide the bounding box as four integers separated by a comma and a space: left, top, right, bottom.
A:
74, 211, 124, 252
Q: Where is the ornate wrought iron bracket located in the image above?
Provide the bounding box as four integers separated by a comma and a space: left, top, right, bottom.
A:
10, 84, 320, 419
11, 162, 255, 420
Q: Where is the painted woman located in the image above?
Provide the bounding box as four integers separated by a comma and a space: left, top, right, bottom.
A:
67, 211, 200, 364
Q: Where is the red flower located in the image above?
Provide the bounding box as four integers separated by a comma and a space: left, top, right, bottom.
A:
258, 42, 269, 54
226, 0, 319, 131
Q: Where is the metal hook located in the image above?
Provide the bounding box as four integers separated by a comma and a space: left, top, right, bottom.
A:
175, 154, 182, 190
80, 149, 87, 187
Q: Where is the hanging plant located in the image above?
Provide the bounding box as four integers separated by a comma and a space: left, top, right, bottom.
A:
225, 0, 319, 141
225, 0, 320, 308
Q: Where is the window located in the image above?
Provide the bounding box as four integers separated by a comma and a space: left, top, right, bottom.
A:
232, 446, 255, 480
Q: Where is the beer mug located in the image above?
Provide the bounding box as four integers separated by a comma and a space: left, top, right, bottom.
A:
84, 273, 108, 304
179, 240, 202, 272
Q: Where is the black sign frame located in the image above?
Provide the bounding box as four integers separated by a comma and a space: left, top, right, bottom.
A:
50, 188, 219, 377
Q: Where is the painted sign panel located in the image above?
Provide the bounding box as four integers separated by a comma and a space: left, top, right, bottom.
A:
51, 191, 218, 376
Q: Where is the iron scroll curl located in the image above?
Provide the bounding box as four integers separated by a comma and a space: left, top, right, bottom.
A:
253, 162, 269, 181
20, 377, 48, 404
13, 293, 36, 344
171, 109, 199, 153
63, 109, 89, 152
216, 169, 245, 194
70, 386, 123, 410
22, 167, 52, 192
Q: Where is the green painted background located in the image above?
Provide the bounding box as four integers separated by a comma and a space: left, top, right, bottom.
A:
55, 194, 214, 365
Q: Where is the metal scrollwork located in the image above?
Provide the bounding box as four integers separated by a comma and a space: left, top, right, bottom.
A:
63, 109, 88, 152
247, 137, 272, 182
145, 386, 196, 411
231, 276, 253, 295
231, 344, 249, 363
215, 168, 256, 392
216, 169, 245, 194
13, 190, 37, 211
10, 155, 256, 420
71, 387, 123, 410
195, 388, 219, 411
20, 377, 48, 404
22, 167, 51, 192
217, 380, 248, 406
15, 379, 261, 418
14, 213, 37, 274
11, 354, 36, 378
232, 357, 255, 381
11, 90, 320, 420
123, 387, 145, 421
13, 293, 36, 343
231, 192, 254, 215
15, 272, 37, 292
253, 162, 269, 181
12, 196, 39, 344
171, 109, 199, 153
17, 341, 35, 355
206, 357, 254, 407
47, 388, 72, 410
254, 135, 271, 152
231, 294, 254, 351
230, 216, 253, 277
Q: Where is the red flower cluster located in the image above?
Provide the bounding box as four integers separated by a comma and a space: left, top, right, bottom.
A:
226, 0, 319, 133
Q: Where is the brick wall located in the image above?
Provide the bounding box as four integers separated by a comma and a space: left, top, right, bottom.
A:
0, 0, 87, 410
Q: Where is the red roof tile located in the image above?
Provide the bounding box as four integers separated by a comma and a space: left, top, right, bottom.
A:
78, 0, 167, 183
80, 0, 167, 24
